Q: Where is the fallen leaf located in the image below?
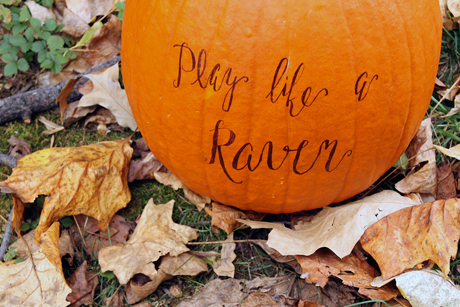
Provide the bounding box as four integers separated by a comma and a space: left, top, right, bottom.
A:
103, 290, 124, 307
241, 291, 279, 307
297, 301, 325, 307
295, 249, 398, 300
124, 270, 172, 305
7, 136, 32, 159
66, 0, 114, 23
71, 214, 132, 257
435, 143, 460, 160
255, 241, 303, 274
178, 274, 308, 307
54, 7, 90, 37
396, 118, 437, 199
82, 15, 121, 66
98, 199, 198, 284
205, 202, 265, 234
239, 190, 415, 258
57, 77, 81, 124
394, 270, 460, 306
131, 138, 150, 157
25, 1, 56, 24
84, 107, 118, 127
38, 116, 65, 135
62, 101, 98, 127
441, 0, 455, 29
361, 198, 460, 280
0, 222, 72, 306
169, 284, 183, 297
436, 162, 457, 199
129, 152, 167, 182
12, 193, 25, 233
448, 0, 460, 21
66, 261, 93, 304
154, 172, 211, 211
11, 229, 75, 263
78, 63, 137, 130
159, 252, 208, 276
212, 232, 237, 278
0, 138, 133, 242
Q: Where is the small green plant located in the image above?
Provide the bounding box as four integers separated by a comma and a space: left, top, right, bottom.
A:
3, 246, 24, 264
19, 217, 39, 231
0, 0, 76, 76
115, 2, 125, 21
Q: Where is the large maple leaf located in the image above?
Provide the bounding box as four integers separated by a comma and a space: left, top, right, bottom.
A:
0, 139, 133, 242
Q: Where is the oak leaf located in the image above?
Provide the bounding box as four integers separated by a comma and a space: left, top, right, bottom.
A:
212, 233, 237, 278
360, 198, 460, 280
78, 63, 137, 130
0, 222, 72, 306
239, 190, 415, 258
159, 253, 208, 276
98, 199, 198, 285
0, 139, 133, 242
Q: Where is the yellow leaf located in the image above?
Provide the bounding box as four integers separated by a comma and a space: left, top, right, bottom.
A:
434, 144, 460, 160
0, 139, 133, 242
0, 222, 72, 307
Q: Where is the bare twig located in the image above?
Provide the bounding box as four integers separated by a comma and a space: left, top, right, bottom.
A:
0, 153, 18, 169
0, 209, 14, 261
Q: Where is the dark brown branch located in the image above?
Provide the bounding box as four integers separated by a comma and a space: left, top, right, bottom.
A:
0, 55, 121, 125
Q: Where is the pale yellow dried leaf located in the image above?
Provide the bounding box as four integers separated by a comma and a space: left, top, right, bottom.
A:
65, 0, 114, 23
154, 172, 210, 211
0, 139, 132, 242
444, 93, 460, 117
435, 144, 460, 160
55, 8, 89, 37
448, 0, 460, 20
212, 233, 237, 278
396, 118, 437, 197
78, 63, 137, 130
37, 116, 65, 135
98, 199, 198, 284
238, 190, 415, 258
375, 270, 460, 306
0, 222, 71, 306
159, 253, 208, 276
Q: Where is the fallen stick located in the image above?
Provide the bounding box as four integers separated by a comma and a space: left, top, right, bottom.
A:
0, 55, 121, 125
0, 153, 16, 262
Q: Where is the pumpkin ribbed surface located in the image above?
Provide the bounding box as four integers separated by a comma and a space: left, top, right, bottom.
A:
122, 0, 442, 213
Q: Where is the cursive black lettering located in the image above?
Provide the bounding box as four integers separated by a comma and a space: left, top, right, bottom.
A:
355, 72, 378, 101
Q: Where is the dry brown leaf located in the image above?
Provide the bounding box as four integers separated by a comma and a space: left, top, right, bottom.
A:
0, 222, 72, 306
82, 15, 121, 66
448, 0, 460, 20
154, 172, 211, 211
297, 301, 325, 307
437, 163, 457, 199
0, 138, 133, 242
66, 261, 93, 305
124, 270, 172, 305
396, 118, 437, 199
239, 190, 415, 258
131, 138, 150, 156
98, 199, 198, 284
178, 275, 303, 307
70, 214, 131, 258
62, 101, 98, 127
205, 201, 265, 234
66, 0, 113, 23
212, 233, 236, 278
255, 241, 303, 274
38, 116, 65, 135
128, 152, 167, 182
78, 63, 137, 130
159, 252, 208, 276
57, 77, 81, 124
8, 136, 32, 159
83, 107, 118, 128
54, 7, 90, 37
295, 249, 398, 300
103, 290, 124, 307
241, 291, 279, 307
361, 198, 460, 280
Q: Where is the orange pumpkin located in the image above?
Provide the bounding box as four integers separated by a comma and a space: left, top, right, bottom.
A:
122, 0, 442, 213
